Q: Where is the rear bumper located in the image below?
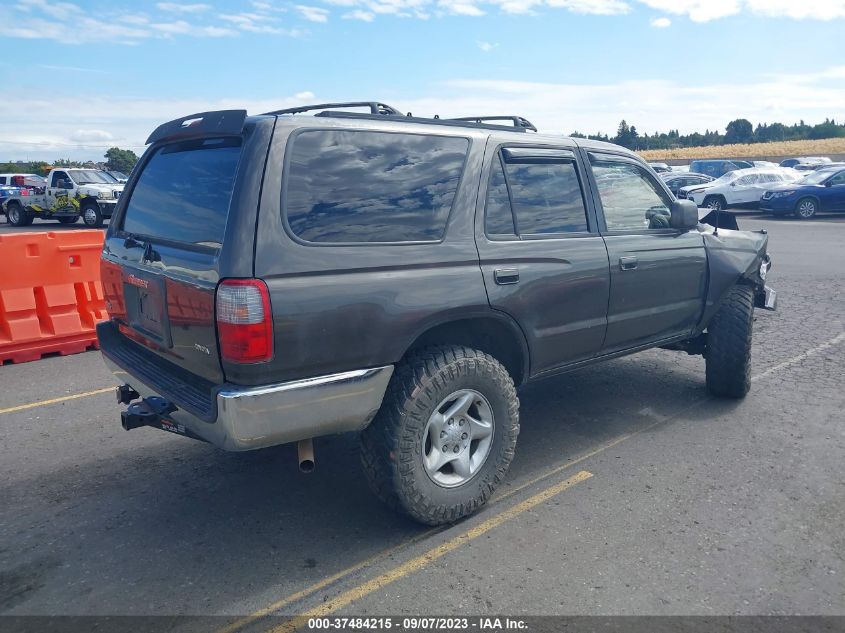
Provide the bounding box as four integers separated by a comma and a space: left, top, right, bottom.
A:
102, 352, 393, 451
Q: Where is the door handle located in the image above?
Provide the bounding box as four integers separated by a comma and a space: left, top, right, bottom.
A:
619, 256, 638, 271
494, 268, 520, 285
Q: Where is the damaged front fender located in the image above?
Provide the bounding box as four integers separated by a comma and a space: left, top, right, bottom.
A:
696, 224, 773, 333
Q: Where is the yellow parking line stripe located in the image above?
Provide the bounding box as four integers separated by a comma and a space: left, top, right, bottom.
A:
215, 528, 444, 633
0, 387, 114, 415
271, 470, 592, 633
220, 407, 699, 633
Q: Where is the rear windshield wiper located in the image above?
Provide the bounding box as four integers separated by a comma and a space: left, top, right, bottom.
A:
122, 234, 162, 263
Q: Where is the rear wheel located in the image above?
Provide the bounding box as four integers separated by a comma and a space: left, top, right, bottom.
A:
703, 195, 725, 211
81, 202, 103, 227
794, 197, 817, 219
6, 202, 33, 227
705, 285, 754, 398
360, 345, 519, 525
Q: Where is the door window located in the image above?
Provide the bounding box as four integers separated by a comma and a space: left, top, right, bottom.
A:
827, 171, 845, 186
484, 148, 589, 237
51, 171, 68, 187
589, 155, 673, 231
485, 156, 516, 237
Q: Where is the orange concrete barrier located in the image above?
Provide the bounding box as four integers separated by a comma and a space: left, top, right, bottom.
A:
0, 230, 106, 364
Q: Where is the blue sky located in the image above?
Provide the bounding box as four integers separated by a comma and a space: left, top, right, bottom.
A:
1, 0, 844, 160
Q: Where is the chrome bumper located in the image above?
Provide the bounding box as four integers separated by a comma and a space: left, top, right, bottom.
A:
104, 357, 394, 451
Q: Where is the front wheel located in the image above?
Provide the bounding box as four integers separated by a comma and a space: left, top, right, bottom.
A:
81, 202, 103, 227
705, 285, 754, 398
703, 195, 725, 212
6, 202, 33, 227
794, 197, 817, 219
360, 345, 520, 525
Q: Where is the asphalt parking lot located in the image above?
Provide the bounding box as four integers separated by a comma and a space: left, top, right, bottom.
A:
1, 214, 843, 627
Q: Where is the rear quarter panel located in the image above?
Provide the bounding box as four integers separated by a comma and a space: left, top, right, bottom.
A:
240, 119, 491, 386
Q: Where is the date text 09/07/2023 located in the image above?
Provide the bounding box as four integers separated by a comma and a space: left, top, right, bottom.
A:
307, 617, 529, 631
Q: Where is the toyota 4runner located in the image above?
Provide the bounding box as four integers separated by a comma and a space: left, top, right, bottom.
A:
99, 102, 777, 525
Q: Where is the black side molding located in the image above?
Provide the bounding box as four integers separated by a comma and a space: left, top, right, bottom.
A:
145, 110, 247, 145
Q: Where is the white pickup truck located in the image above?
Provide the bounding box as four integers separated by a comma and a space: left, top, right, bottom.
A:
3, 168, 124, 228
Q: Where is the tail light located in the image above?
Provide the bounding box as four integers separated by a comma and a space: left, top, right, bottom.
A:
216, 279, 274, 363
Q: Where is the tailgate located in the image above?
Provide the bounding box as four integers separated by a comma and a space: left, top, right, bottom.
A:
102, 135, 246, 385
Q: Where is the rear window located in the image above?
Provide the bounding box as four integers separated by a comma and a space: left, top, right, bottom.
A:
121, 137, 241, 247
284, 130, 469, 243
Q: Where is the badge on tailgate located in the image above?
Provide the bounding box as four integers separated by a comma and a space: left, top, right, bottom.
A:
123, 269, 172, 348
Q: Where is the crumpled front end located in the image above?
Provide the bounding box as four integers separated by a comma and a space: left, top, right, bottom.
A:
696, 225, 777, 333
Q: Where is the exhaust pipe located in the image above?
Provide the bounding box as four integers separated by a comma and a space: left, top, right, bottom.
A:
297, 438, 315, 473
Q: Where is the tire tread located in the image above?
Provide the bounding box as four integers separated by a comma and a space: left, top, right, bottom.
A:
706, 285, 754, 398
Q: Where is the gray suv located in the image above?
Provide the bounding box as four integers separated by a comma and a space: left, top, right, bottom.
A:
98, 102, 776, 525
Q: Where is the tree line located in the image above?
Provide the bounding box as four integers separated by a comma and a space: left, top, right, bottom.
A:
570, 118, 845, 151
0, 147, 139, 177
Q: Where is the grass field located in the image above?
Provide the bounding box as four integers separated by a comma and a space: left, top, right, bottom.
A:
638, 137, 845, 161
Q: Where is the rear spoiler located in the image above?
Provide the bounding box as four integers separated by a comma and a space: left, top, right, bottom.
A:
145, 110, 247, 145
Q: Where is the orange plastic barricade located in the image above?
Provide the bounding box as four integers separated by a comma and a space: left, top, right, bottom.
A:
0, 230, 107, 364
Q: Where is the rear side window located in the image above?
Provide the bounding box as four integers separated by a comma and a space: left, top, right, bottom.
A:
285, 130, 469, 243
121, 137, 241, 247
484, 148, 589, 237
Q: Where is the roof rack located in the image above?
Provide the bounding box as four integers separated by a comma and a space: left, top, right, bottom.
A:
447, 116, 538, 132
262, 102, 403, 116
261, 101, 539, 133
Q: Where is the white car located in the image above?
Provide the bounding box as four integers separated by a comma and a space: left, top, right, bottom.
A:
680, 167, 802, 210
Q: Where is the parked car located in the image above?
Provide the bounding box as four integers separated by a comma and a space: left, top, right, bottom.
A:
660, 172, 714, 197
688, 159, 754, 178
680, 168, 801, 210
0, 185, 22, 210
106, 171, 129, 183
760, 166, 845, 218
0, 173, 46, 191
99, 102, 776, 526
4, 168, 124, 227
779, 156, 832, 168
648, 162, 672, 173
794, 161, 845, 172
752, 161, 779, 169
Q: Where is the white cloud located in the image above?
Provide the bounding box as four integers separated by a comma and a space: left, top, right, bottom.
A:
745, 0, 845, 20
38, 64, 113, 74
477, 40, 498, 51
636, 0, 739, 22
3, 0, 311, 43
218, 11, 302, 34
156, 2, 211, 12
343, 9, 376, 19
3, 66, 844, 161
650, 15, 671, 26
545, 0, 630, 14
296, 4, 331, 21
440, 0, 486, 15
70, 129, 114, 143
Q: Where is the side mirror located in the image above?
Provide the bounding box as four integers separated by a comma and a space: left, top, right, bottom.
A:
670, 199, 699, 230
825, 181, 833, 187
730, 181, 737, 187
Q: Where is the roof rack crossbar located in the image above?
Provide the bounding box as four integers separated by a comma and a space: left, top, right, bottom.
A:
447, 116, 538, 132
308, 111, 529, 132
262, 102, 403, 117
